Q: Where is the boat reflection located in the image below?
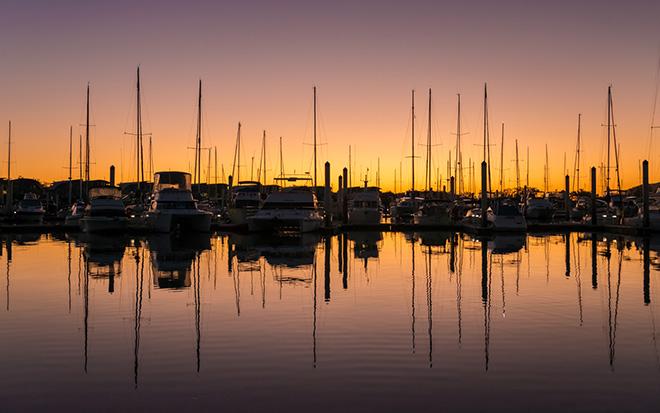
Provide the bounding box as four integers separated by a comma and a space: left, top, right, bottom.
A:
147, 234, 211, 289
228, 233, 321, 269
70, 232, 129, 294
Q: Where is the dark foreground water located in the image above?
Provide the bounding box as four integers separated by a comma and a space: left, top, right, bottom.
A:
1, 231, 659, 412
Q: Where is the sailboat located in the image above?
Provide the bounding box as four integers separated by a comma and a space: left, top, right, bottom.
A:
391, 90, 423, 222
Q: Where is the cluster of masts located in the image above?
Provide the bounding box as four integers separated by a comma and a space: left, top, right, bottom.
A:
399, 84, 626, 198
0, 71, 641, 202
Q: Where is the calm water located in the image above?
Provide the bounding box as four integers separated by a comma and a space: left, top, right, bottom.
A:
1, 231, 659, 412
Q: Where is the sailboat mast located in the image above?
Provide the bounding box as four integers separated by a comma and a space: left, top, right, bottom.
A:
136, 67, 144, 192
574, 113, 581, 191
262, 130, 266, 184
195, 80, 202, 187
68, 126, 73, 205
6, 121, 11, 210
231, 122, 241, 184
85, 84, 90, 193
411, 89, 416, 192
499, 123, 504, 194
426, 88, 432, 191
313, 86, 317, 188
79, 134, 83, 198
606, 86, 612, 196
483, 83, 492, 195
455, 94, 463, 194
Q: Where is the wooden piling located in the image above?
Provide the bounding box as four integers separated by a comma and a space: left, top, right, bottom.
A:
324, 162, 331, 228
342, 167, 348, 224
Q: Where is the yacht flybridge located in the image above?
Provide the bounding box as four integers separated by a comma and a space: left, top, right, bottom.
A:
143, 172, 212, 233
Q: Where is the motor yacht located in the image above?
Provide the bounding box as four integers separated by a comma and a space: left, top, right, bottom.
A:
143, 172, 212, 233
347, 187, 382, 225
390, 195, 423, 222
247, 187, 323, 233
13, 193, 45, 224
227, 181, 262, 225
487, 198, 527, 231
80, 187, 128, 233
413, 198, 453, 226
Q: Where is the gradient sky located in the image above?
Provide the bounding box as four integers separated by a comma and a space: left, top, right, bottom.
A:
1, 0, 659, 191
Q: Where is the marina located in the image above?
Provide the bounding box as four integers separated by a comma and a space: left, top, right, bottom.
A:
3, 1, 660, 411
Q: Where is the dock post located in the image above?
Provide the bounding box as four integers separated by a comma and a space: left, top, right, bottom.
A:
450, 176, 455, 197
643, 160, 649, 229
342, 167, 348, 224
110, 165, 116, 187
564, 175, 570, 221
481, 162, 488, 228
338, 175, 343, 221
324, 161, 331, 228
590, 167, 597, 226
227, 175, 233, 208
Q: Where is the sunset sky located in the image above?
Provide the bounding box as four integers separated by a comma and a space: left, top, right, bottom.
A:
1, 0, 659, 191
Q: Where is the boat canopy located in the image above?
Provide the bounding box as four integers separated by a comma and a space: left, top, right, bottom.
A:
154, 172, 192, 192
88, 187, 121, 199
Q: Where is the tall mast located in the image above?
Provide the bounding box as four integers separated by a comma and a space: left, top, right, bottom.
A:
313, 86, 317, 188
455, 94, 463, 194
6, 121, 11, 210
231, 122, 241, 183
68, 126, 73, 205
411, 89, 416, 192
606, 86, 612, 197
426, 88, 432, 191
195, 80, 203, 187
261, 130, 266, 184
136, 67, 144, 193
499, 123, 504, 194
515, 139, 520, 191
573, 113, 581, 191
85, 83, 90, 195
79, 134, 83, 198
483, 83, 492, 195
611, 90, 622, 196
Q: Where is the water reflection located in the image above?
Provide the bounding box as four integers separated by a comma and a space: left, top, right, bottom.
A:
1, 231, 660, 411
